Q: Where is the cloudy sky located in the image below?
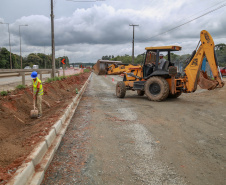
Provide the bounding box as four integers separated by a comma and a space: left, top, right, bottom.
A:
0, 0, 226, 63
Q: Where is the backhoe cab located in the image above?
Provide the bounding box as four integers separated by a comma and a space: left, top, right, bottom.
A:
116, 30, 224, 101
142, 46, 181, 78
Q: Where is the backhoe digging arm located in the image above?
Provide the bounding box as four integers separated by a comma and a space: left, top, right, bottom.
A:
184, 30, 224, 92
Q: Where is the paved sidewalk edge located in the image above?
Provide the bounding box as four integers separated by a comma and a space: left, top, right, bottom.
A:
7, 72, 93, 185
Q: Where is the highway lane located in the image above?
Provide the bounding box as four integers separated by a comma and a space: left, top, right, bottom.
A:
0, 69, 82, 91
0, 73, 53, 92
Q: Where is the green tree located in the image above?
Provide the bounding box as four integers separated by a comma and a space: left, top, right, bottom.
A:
0, 47, 10, 68
215, 43, 226, 51
25, 53, 43, 68
0, 59, 7, 68
215, 44, 226, 67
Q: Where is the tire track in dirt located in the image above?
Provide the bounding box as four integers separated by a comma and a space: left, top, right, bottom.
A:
42, 74, 186, 185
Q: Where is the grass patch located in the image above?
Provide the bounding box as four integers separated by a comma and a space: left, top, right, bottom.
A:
45, 71, 89, 83
46, 78, 54, 83
16, 84, 26, 89
59, 76, 67, 80
45, 76, 67, 83
55, 76, 60, 81
83, 69, 90, 73
0, 91, 8, 96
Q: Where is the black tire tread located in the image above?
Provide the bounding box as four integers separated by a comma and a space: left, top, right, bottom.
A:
144, 77, 169, 101
116, 81, 126, 98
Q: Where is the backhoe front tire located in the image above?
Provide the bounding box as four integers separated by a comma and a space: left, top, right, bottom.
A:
116, 81, 126, 98
137, 90, 145, 96
144, 77, 169, 101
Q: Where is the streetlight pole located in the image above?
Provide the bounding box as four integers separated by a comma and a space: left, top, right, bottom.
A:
51, 0, 56, 78
129, 24, 139, 65
19, 24, 28, 69
0, 22, 12, 69
44, 45, 46, 69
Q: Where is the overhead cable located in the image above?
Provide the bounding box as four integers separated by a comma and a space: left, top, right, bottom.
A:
136, 3, 226, 43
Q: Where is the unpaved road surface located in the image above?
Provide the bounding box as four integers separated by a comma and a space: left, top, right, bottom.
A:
42, 74, 226, 185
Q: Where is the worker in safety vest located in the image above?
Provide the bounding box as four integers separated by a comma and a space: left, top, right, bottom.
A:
31, 71, 43, 118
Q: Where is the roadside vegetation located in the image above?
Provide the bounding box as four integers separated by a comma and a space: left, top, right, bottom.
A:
83, 69, 90, 73
45, 76, 67, 83
0, 91, 8, 96
0, 47, 69, 69
16, 85, 26, 89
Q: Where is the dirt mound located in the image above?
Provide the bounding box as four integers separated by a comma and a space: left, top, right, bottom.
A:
0, 72, 91, 184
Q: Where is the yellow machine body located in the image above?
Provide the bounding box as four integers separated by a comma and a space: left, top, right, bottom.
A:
94, 30, 224, 101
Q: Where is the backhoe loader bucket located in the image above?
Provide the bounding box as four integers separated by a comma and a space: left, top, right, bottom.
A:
198, 71, 218, 90
93, 60, 122, 75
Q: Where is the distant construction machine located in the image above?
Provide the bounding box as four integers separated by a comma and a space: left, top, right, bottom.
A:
94, 30, 224, 101
93, 60, 140, 75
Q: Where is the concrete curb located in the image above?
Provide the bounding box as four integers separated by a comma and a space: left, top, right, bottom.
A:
7, 72, 92, 185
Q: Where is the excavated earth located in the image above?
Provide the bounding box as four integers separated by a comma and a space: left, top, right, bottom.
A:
0, 72, 91, 184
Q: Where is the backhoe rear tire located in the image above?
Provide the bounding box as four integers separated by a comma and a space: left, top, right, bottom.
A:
116, 81, 126, 98
137, 90, 145, 96
144, 77, 169, 101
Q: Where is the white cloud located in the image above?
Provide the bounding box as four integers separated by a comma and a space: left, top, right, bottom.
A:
0, 0, 226, 63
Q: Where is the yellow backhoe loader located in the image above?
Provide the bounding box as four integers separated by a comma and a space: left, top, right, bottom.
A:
114, 30, 224, 101
93, 30, 224, 101
93, 60, 141, 75
93, 60, 123, 75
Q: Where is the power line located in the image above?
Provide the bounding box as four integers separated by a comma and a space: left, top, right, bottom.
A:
66, 0, 105, 2
167, 0, 225, 30
137, 3, 226, 43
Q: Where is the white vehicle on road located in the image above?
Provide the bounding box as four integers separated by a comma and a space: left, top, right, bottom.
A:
33, 65, 39, 69
24, 66, 31, 69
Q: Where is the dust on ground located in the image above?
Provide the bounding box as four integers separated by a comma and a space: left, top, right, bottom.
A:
0, 72, 90, 184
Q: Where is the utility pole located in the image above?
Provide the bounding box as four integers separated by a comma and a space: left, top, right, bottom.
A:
51, 0, 56, 77
19, 24, 28, 69
44, 45, 46, 69
129, 24, 139, 65
59, 53, 60, 68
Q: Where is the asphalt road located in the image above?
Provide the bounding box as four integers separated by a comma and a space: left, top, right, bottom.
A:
0, 69, 81, 91
42, 74, 226, 185
0, 74, 52, 91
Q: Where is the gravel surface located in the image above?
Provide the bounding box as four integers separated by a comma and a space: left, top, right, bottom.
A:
42, 74, 226, 185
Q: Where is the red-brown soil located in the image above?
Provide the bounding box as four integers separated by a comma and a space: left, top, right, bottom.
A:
0, 72, 91, 184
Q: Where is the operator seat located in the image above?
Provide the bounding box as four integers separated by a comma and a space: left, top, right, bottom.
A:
162, 60, 169, 71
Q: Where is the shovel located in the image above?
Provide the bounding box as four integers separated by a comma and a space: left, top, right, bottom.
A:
30, 97, 39, 118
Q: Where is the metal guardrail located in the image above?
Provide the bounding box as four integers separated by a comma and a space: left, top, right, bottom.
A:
0, 69, 59, 85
